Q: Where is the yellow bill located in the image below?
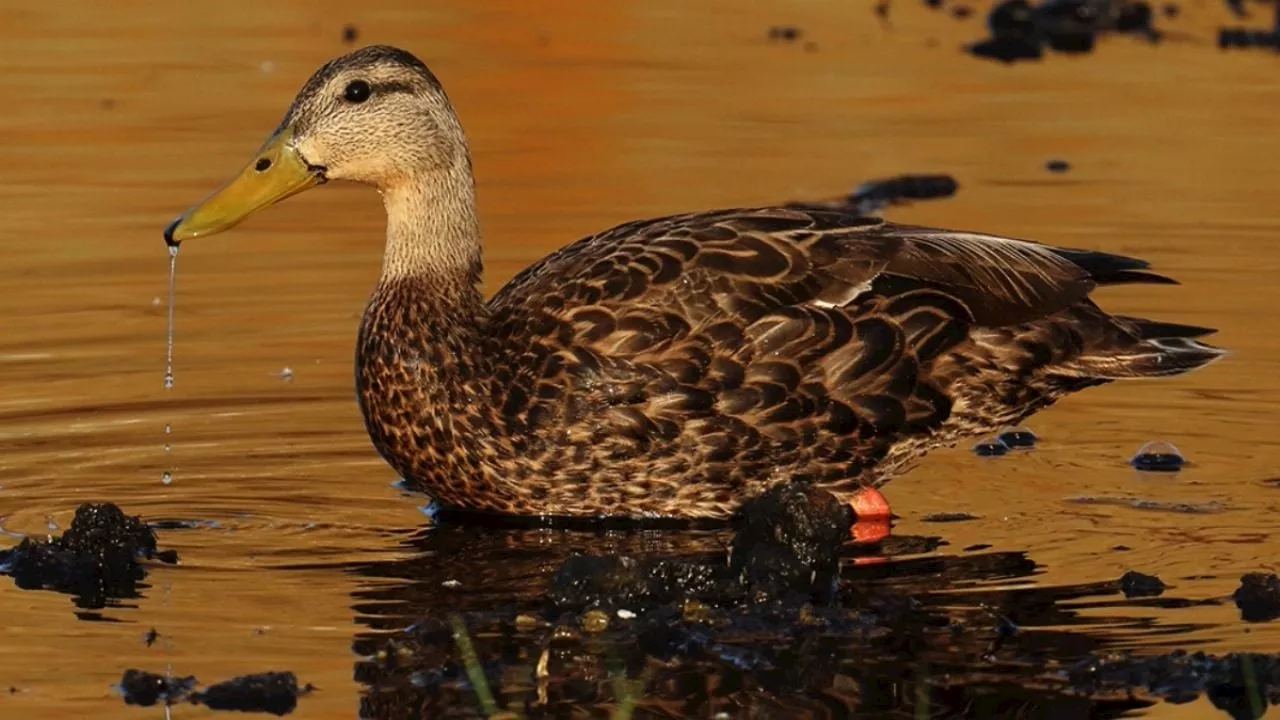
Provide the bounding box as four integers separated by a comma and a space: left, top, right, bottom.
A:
164, 126, 324, 246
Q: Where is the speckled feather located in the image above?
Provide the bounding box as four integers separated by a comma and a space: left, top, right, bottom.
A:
356, 205, 1225, 519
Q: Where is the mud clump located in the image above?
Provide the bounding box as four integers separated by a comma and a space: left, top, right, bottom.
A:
549, 484, 853, 614
1119, 570, 1167, 598
119, 670, 312, 716
967, 0, 1163, 64
119, 669, 197, 708
191, 672, 314, 716
730, 484, 852, 601
1233, 573, 1280, 623
0, 503, 178, 608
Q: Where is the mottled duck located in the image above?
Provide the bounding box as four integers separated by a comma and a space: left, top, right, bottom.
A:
164, 46, 1225, 522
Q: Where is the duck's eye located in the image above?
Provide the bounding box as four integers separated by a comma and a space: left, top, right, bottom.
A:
343, 80, 372, 104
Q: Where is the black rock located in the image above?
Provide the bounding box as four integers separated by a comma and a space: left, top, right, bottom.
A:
1233, 573, 1280, 623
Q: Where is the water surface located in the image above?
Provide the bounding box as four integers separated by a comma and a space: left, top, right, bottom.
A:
1, 1, 1278, 717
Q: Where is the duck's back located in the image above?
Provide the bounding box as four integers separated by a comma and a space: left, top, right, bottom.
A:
432, 207, 1223, 518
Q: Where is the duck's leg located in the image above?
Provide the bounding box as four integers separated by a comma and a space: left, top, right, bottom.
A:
849, 487, 892, 545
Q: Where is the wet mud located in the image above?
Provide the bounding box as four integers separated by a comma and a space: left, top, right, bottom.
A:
0, 503, 177, 612
119, 669, 313, 716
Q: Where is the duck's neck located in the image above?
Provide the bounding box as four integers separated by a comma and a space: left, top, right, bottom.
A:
357, 160, 507, 505
379, 156, 483, 285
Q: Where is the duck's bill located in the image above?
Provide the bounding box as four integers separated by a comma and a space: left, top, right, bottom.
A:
163, 126, 325, 246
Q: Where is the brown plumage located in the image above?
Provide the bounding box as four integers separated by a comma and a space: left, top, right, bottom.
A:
166, 46, 1227, 520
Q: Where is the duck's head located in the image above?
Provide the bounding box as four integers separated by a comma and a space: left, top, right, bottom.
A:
165, 45, 464, 246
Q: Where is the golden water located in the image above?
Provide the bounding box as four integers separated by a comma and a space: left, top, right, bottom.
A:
0, 1, 1278, 718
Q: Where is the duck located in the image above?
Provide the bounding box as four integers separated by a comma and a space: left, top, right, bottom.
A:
164, 45, 1225, 522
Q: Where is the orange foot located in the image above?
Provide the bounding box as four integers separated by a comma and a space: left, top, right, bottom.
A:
849, 487, 892, 546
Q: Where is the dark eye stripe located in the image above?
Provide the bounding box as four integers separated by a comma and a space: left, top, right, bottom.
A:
368, 81, 417, 96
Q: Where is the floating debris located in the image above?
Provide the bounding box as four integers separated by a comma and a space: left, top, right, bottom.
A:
1131, 440, 1186, 472
119, 670, 312, 716
967, 0, 1163, 64
767, 25, 803, 42
191, 672, 314, 716
973, 438, 1010, 456
923, 511, 981, 523
118, 669, 197, 708
1066, 495, 1224, 514
341, 23, 359, 45
1218, 26, 1280, 50
1066, 650, 1279, 710
1119, 570, 1167, 598
0, 503, 178, 609
1046, 158, 1072, 173
143, 628, 159, 647
1233, 573, 1280, 623
998, 426, 1038, 448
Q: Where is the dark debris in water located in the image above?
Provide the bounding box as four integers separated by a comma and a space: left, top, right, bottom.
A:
192, 672, 315, 716
1119, 570, 1167, 598
119, 669, 312, 716
923, 512, 982, 523
965, 0, 1164, 64
119, 669, 197, 708
0, 503, 178, 609
344, 476, 1280, 718
1067, 650, 1280, 713
1233, 573, 1280, 623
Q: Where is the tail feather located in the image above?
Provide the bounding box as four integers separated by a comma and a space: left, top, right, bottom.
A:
1077, 316, 1227, 379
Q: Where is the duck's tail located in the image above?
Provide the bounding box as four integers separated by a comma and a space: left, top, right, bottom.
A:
1076, 315, 1228, 379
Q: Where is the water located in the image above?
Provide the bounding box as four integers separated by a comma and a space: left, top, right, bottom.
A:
0, 1, 1278, 718
163, 245, 177, 391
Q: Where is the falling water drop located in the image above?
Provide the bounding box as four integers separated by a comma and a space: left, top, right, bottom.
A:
163, 444, 171, 453
161, 472, 173, 486
164, 424, 171, 435
164, 244, 178, 389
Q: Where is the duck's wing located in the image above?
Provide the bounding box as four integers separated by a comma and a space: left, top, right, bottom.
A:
480, 206, 1220, 509
488, 206, 1159, 343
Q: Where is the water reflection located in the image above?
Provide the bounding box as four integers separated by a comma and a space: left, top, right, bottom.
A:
337, 521, 1261, 719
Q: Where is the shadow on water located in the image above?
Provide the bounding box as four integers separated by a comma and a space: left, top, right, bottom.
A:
328, 509, 1270, 720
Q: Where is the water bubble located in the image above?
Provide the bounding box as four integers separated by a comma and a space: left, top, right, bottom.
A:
997, 426, 1037, 448
972, 438, 1009, 457
1130, 440, 1185, 472
161, 472, 173, 485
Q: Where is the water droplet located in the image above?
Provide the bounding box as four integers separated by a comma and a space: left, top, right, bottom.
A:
45, 516, 59, 531
161, 472, 173, 485
163, 444, 171, 453
165, 245, 178, 390
164, 424, 171, 434
280, 367, 294, 382
1131, 440, 1185, 472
